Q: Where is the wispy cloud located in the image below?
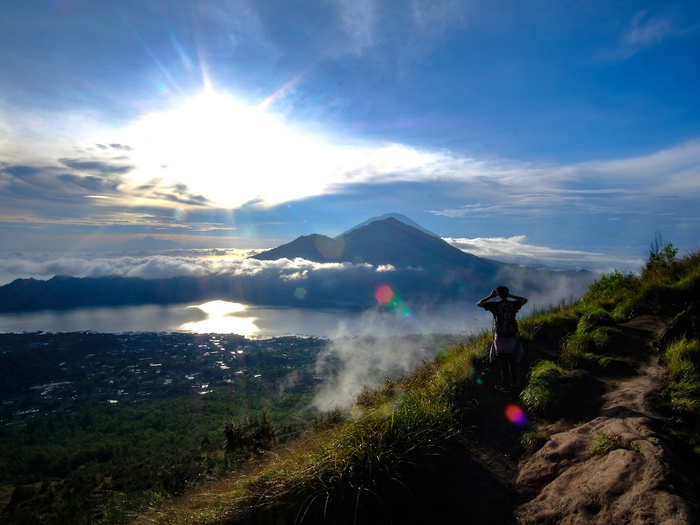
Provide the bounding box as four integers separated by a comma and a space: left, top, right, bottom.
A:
326, 0, 469, 58
410, 0, 469, 34
332, 0, 377, 55
610, 10, 698, 59
428, 140, 700, 220
444, 235, 644, 271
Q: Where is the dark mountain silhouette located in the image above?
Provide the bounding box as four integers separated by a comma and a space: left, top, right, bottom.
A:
253, 217, 501, 274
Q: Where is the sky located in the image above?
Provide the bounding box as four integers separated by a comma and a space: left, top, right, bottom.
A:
1, 0, 699, 273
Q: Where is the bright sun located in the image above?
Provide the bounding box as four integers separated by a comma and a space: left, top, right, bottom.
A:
122, 90, 326, 208
117, 90, 440, 209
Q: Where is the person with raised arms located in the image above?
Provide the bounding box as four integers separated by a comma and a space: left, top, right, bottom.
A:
477, 286, 527, 392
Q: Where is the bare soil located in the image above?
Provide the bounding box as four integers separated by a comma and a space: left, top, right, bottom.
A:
515, 316, 698, 524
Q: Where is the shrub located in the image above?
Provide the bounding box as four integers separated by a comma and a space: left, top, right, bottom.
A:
519, 308, 579, 342
664, 338, 700, 417
356, 378, 396, 409
520, 429, 548, 454
589, 326, 621, 349
642, 238, 679, 284
561, 333, 597, 369
576, 307, 615, 334
520, 361, 569, 416
584, 271, 638, 311
589, 433, 626, 456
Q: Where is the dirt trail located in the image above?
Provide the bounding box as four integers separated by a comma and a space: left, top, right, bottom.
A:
515, 316, 697, 524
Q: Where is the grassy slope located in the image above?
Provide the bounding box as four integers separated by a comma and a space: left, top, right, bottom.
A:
136, 250, 700, 525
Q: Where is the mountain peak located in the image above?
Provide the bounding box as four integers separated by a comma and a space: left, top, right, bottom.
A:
341, 213, 438, 238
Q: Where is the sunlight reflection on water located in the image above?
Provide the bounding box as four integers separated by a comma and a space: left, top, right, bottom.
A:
0, 301, 485, 337
180, 300, 260, 336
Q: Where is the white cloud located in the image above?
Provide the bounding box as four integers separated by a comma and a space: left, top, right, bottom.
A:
0, 253, 380, 284
5, 85, 700, 226
624, 11, 674, 48
609, 10, 698, 59
444, 235, 644, 271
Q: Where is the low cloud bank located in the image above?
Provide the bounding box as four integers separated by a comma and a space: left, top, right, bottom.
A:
444, 235, 644, 272
0, 253, 391, 284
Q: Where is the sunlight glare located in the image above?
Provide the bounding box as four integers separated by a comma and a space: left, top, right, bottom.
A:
181, 300, 259, 336
120, 90, 443, 209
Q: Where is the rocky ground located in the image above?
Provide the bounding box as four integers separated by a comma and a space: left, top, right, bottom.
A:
515, 316, 698, 524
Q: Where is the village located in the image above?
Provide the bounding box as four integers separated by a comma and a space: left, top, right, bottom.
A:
0, 332, 328, 427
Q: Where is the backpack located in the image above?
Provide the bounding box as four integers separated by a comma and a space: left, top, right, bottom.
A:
495, 302, 518, 338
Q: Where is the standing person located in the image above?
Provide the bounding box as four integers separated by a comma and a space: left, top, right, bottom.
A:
476, 286, 527, 392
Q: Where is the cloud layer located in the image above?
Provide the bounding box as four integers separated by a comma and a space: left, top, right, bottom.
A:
0, 253, 393, 284
444, 235, 644, 271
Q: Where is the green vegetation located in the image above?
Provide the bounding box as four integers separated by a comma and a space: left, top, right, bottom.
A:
588, 433, 626, 456
0, 393, 314, 525
520, 429, 548, 454
663, 337, 700, 450
576, 306, 615, 334
518, 361, 587, 417
665, 337, 700, 413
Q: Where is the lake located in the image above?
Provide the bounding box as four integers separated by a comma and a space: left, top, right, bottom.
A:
0, 300, 486, 337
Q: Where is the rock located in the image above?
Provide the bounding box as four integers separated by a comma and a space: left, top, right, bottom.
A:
516, 351, 697, 524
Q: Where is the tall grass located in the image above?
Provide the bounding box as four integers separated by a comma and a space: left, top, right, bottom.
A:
664, 337, 700, 416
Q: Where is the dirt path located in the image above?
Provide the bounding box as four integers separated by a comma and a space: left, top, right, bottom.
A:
515, 316, 698, 524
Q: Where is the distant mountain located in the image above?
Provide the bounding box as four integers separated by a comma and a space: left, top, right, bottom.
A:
252, 217, 500, 275
121, 236, 179, 252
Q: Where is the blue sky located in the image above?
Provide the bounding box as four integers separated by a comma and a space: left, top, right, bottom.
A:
1, 1, 699, 271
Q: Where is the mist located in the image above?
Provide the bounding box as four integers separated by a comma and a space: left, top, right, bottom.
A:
311, 304, 479, 410
311, 272, 594, 411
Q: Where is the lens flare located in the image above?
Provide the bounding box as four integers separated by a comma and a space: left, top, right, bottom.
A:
505, 404, 527, 426
375, 285, 394, 305
294, 287, 307, 300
